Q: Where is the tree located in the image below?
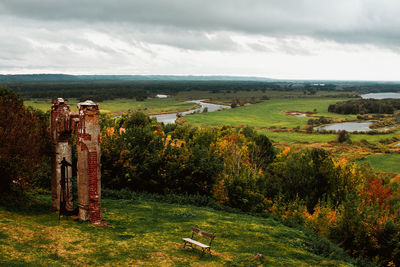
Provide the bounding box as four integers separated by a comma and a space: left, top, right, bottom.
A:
0, 87, 51, 195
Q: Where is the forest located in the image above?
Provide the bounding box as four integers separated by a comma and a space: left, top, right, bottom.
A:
1, 86, 400, 266
6, 80, 282, 101
329, 99, 400, 114
4, 76, 400, 103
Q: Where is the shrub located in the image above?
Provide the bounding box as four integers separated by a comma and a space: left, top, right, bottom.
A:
337, 130, 350, 143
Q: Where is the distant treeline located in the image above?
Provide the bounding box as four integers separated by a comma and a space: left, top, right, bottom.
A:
6, 81, 285, 101
328, 98, 400, 114
3, 77, 400, 102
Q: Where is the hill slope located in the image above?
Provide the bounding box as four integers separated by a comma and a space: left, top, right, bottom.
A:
0, 196, 354, 266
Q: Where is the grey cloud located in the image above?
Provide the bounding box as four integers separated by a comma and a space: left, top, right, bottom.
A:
0, 35, 31, 61
245, 39, 315, 56
1, 0, 400, 50
104, 24, 239, 51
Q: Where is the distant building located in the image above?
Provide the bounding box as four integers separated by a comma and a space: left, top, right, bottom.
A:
156, 94, 168, 98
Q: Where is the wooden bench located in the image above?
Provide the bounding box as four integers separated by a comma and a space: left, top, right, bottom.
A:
182, 228, 215, 256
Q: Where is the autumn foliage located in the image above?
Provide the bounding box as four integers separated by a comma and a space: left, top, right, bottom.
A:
99, 111, 400, 265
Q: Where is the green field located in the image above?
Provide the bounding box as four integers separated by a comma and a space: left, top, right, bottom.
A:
24, 90, 354, 113
361, 153, 400, 174
176, 90, 356, 104
184, 97, 400, 144
185, 98, 355, 128
259, 129, 400, 144
258, 131, 338, 144
0, 195, 353, 266
25, 95, 399, 145
24, 98, 196, 114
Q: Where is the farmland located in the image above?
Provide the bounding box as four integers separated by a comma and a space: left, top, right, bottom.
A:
25, 92, 400, 146
23, 88, 400, 175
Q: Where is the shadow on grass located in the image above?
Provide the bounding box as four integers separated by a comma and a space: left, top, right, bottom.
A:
180, 246, 222, 262
0, 195, 53, 216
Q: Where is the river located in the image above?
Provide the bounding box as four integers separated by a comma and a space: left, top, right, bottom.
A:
150, 100, 230, 124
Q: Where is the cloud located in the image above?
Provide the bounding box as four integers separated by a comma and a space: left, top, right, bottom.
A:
1, 0, 400, 50
1, 0, 400, 79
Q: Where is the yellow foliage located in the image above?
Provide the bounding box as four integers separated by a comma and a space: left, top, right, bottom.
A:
304, 204, 339, 237
215, 133, 251, 178
212, 178, 229, 204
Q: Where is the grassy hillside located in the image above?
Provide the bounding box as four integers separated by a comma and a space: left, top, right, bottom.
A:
0, 195, 354, 266
361, 153, 400, 174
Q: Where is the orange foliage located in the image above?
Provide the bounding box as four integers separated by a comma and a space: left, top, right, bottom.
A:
362, 177, 392, 209
104, 127, 115, 137
163, 135, 185, 148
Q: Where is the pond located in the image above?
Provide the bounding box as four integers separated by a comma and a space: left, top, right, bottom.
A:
316, 121, 373, 132
150, 100, 230, 124
316, 121, 396, 132
361, 92, 400, 99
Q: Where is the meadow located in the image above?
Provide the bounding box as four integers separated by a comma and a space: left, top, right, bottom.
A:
24, 98, 197, 114
257, 129, 400, 144
0, 195, 354, 266
26, 93, 400, 145
361, 153, 400, 174
24, 90, 353, 113
25, 91, 400, 173
185, 98, 355, 128
176, 90, 357, 104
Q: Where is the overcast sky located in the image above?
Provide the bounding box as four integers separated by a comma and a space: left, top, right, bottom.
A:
1, 0, 400, 80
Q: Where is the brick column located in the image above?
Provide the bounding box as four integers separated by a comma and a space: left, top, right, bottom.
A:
77, 100, 101, 224
50, 98, 73, 211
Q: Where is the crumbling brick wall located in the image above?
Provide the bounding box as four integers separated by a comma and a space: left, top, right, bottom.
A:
50, 98, 73, 211
76, 100, 101, 224
50, 99, 101, 224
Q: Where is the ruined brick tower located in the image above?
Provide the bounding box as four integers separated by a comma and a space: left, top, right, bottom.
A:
50, 98, 101, 224
76, 100, 101, 223
50, 98, 73, 211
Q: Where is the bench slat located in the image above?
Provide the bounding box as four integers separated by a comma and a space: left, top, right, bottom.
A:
183, 238, 210, 248
192, 228, 215, 239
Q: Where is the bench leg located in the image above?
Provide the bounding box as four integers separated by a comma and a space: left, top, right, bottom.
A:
183, 241, 187, 249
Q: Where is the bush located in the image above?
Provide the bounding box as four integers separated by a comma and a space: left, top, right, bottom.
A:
337, 130, 350, 143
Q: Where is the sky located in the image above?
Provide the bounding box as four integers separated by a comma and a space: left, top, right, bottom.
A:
1, 0, 400, 80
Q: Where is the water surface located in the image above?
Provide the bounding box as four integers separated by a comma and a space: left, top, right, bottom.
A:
151, 100, 230, 124
316, 122, 373, 132
361, 92, 400, 99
